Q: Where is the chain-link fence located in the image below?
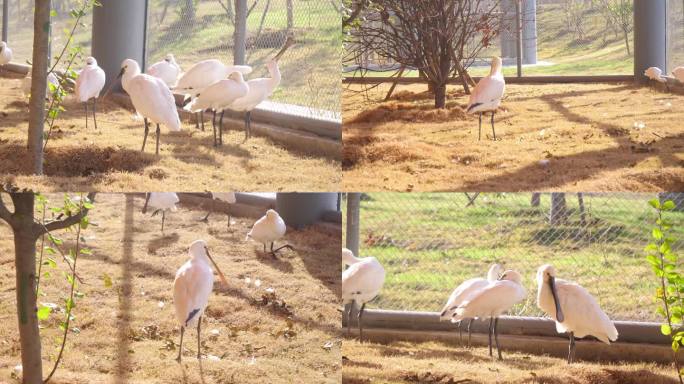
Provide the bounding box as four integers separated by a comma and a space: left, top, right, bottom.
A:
668, 0, 684, 73
1, 0, 340, 119
343, 192, 684, 323
344, 0, 635, 78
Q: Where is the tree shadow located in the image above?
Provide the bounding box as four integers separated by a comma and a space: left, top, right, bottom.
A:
147, 232, 180, 255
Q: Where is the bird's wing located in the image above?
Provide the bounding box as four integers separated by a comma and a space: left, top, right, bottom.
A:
468, 76, 505, 111
174, 262, 214, 327
342, 259, 385, 300
129, 75, 181, 131
76, 67, 105, 101
455, 280, 525, 319
439, 278, 487, 316
247, 215, 268, 241
176, 60, 225, 92
225, 65, 253, 75
555, 283, 617, 343
230, 79, 270, 111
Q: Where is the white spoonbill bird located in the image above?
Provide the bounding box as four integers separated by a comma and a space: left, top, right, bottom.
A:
200, 192, 237, 228
672, 67, 684, 84
467, 56, 505, 141
173, 240, 228, 362
342, 248, 385, 342
112, 59, 181, 155
439, 263, 503, 346
142, 192, 179, 232
0, 41, 12, 65
645, 67, 667, 82
231, 36, 295, 140
176, 59, 252, 131
246, 209, 292, 257
452, 270, 526, 360
536, 264, 618, 364
147, 53, 181, 88
185, 72, 249, 146
75, 57, 106, 130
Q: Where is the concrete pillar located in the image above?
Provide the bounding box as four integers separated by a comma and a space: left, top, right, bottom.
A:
92, 0, 147, 90
275, 193, 338, 229
500, 0, 517, 59
634, 0, 666, 84
345, 193, 360, 257
2, 0, 8, 43
234, 0, 247, 65
521, 0, 537, 65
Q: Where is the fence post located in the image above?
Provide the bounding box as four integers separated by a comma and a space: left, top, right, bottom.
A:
521, 0, 537, 65
2, 0, 8, 43
92, 0, 147, 91
515, 0, 523, 77
346, 193, 360, 256
634, 0, 666, 81
234, 0, 247, 65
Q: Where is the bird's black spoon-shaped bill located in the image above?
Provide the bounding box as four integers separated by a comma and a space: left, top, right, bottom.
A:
549, 276, 564, 322
102, 67, 126, 99
205, 246, 228, 286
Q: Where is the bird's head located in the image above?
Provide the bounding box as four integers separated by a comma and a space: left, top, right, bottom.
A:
228, 71, 244, 82
537, 264, 556, 283
265, 209, 279, 220
165, 53, 175, 63
342, 248, 356, 266
490, 56, 503, 75
118, 59, 140, 79
0, 41, 6, 49
487, 263, 504, 281
189, 239, 209, 260
85, 56, 97, 66
499, 270, 523, 284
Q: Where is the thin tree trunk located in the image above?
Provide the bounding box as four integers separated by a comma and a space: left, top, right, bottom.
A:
577, 193, 586, 226
550, 193, 567, 225
531, 193, 541, 207
434, 82, 446, 109
286, 0, 293, 31
623, 29, 630, 56
233, 0, 247, 65
27, 0, 51, 175
12, 194, 42, 384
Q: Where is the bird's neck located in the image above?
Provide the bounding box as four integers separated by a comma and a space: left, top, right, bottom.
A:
267, 63, 281, 87
343, 253, 363, 266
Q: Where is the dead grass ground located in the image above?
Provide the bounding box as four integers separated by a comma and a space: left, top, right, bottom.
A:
342, 83, 684, 192
342, 340, 679, 384
0, 78, 340, 191
0, 194, 341, 383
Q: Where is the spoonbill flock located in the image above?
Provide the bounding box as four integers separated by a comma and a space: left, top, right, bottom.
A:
343, 252, 618, 363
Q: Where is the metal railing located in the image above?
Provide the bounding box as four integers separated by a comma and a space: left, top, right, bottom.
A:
343, 192, 684, 323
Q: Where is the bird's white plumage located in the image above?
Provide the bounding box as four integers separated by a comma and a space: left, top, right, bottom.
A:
75, 57, 106, 103
212, 192, 236, 204
467, 57, 505, 114
147, 192, 179, 212
342, 249, 385, 306
644, 67, 667, 83
230, 61, 281, 112
186, 72, 249, 113
673, 67, 684, 84
0, 41, 12, 65
247, 209, 286, 245
121, 59, 181, 132
147, 54, 181, 88
452, 270, 525, 322
175, 59, 252, 93
173, 240, 215, 328
439, 264, 503, 322
536, 264, 618, 344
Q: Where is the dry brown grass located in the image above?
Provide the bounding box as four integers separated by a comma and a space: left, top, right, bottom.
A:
342, 83, 684, 192
0, 78, 340, 191
342, 340, 679, 384
0, 194, 341, 383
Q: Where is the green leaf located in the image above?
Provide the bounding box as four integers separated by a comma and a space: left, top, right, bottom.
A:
102, 273, 112, 288
663, 200, 676, 211
662, 324, 672, 335
43, 258, 57, 268
649, 199, 661, 209
37, 305, 52, 321
65, 298, 75, 312
653, 228, 664, 240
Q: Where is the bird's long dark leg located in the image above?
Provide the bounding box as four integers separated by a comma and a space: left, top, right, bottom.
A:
263, 243, 266, 253
491, 111, 496, 140
93, 98, 98, 130
141, 118, 149, 152
272, 243, 294, 255
488, 317, 494, 357
568, 332, 575, 364
458, 320, 462, 344
176, 326, 185, 363
161, 210, 166, 233
196, 315, 202, 360
84, 102, 89, 130
155, 123, 161, 155
219, 110, 225, 146
200, 199, 213, 223
195, 111, 200, 130
478, 112, 482, 141
358, 302, 366, 343
494, 317, 502, 360
200, 110, 205, 131
346, 303, 353, 336
212, 110, 217, 147
467, 318, 473, 348
244, 111, 251, 141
